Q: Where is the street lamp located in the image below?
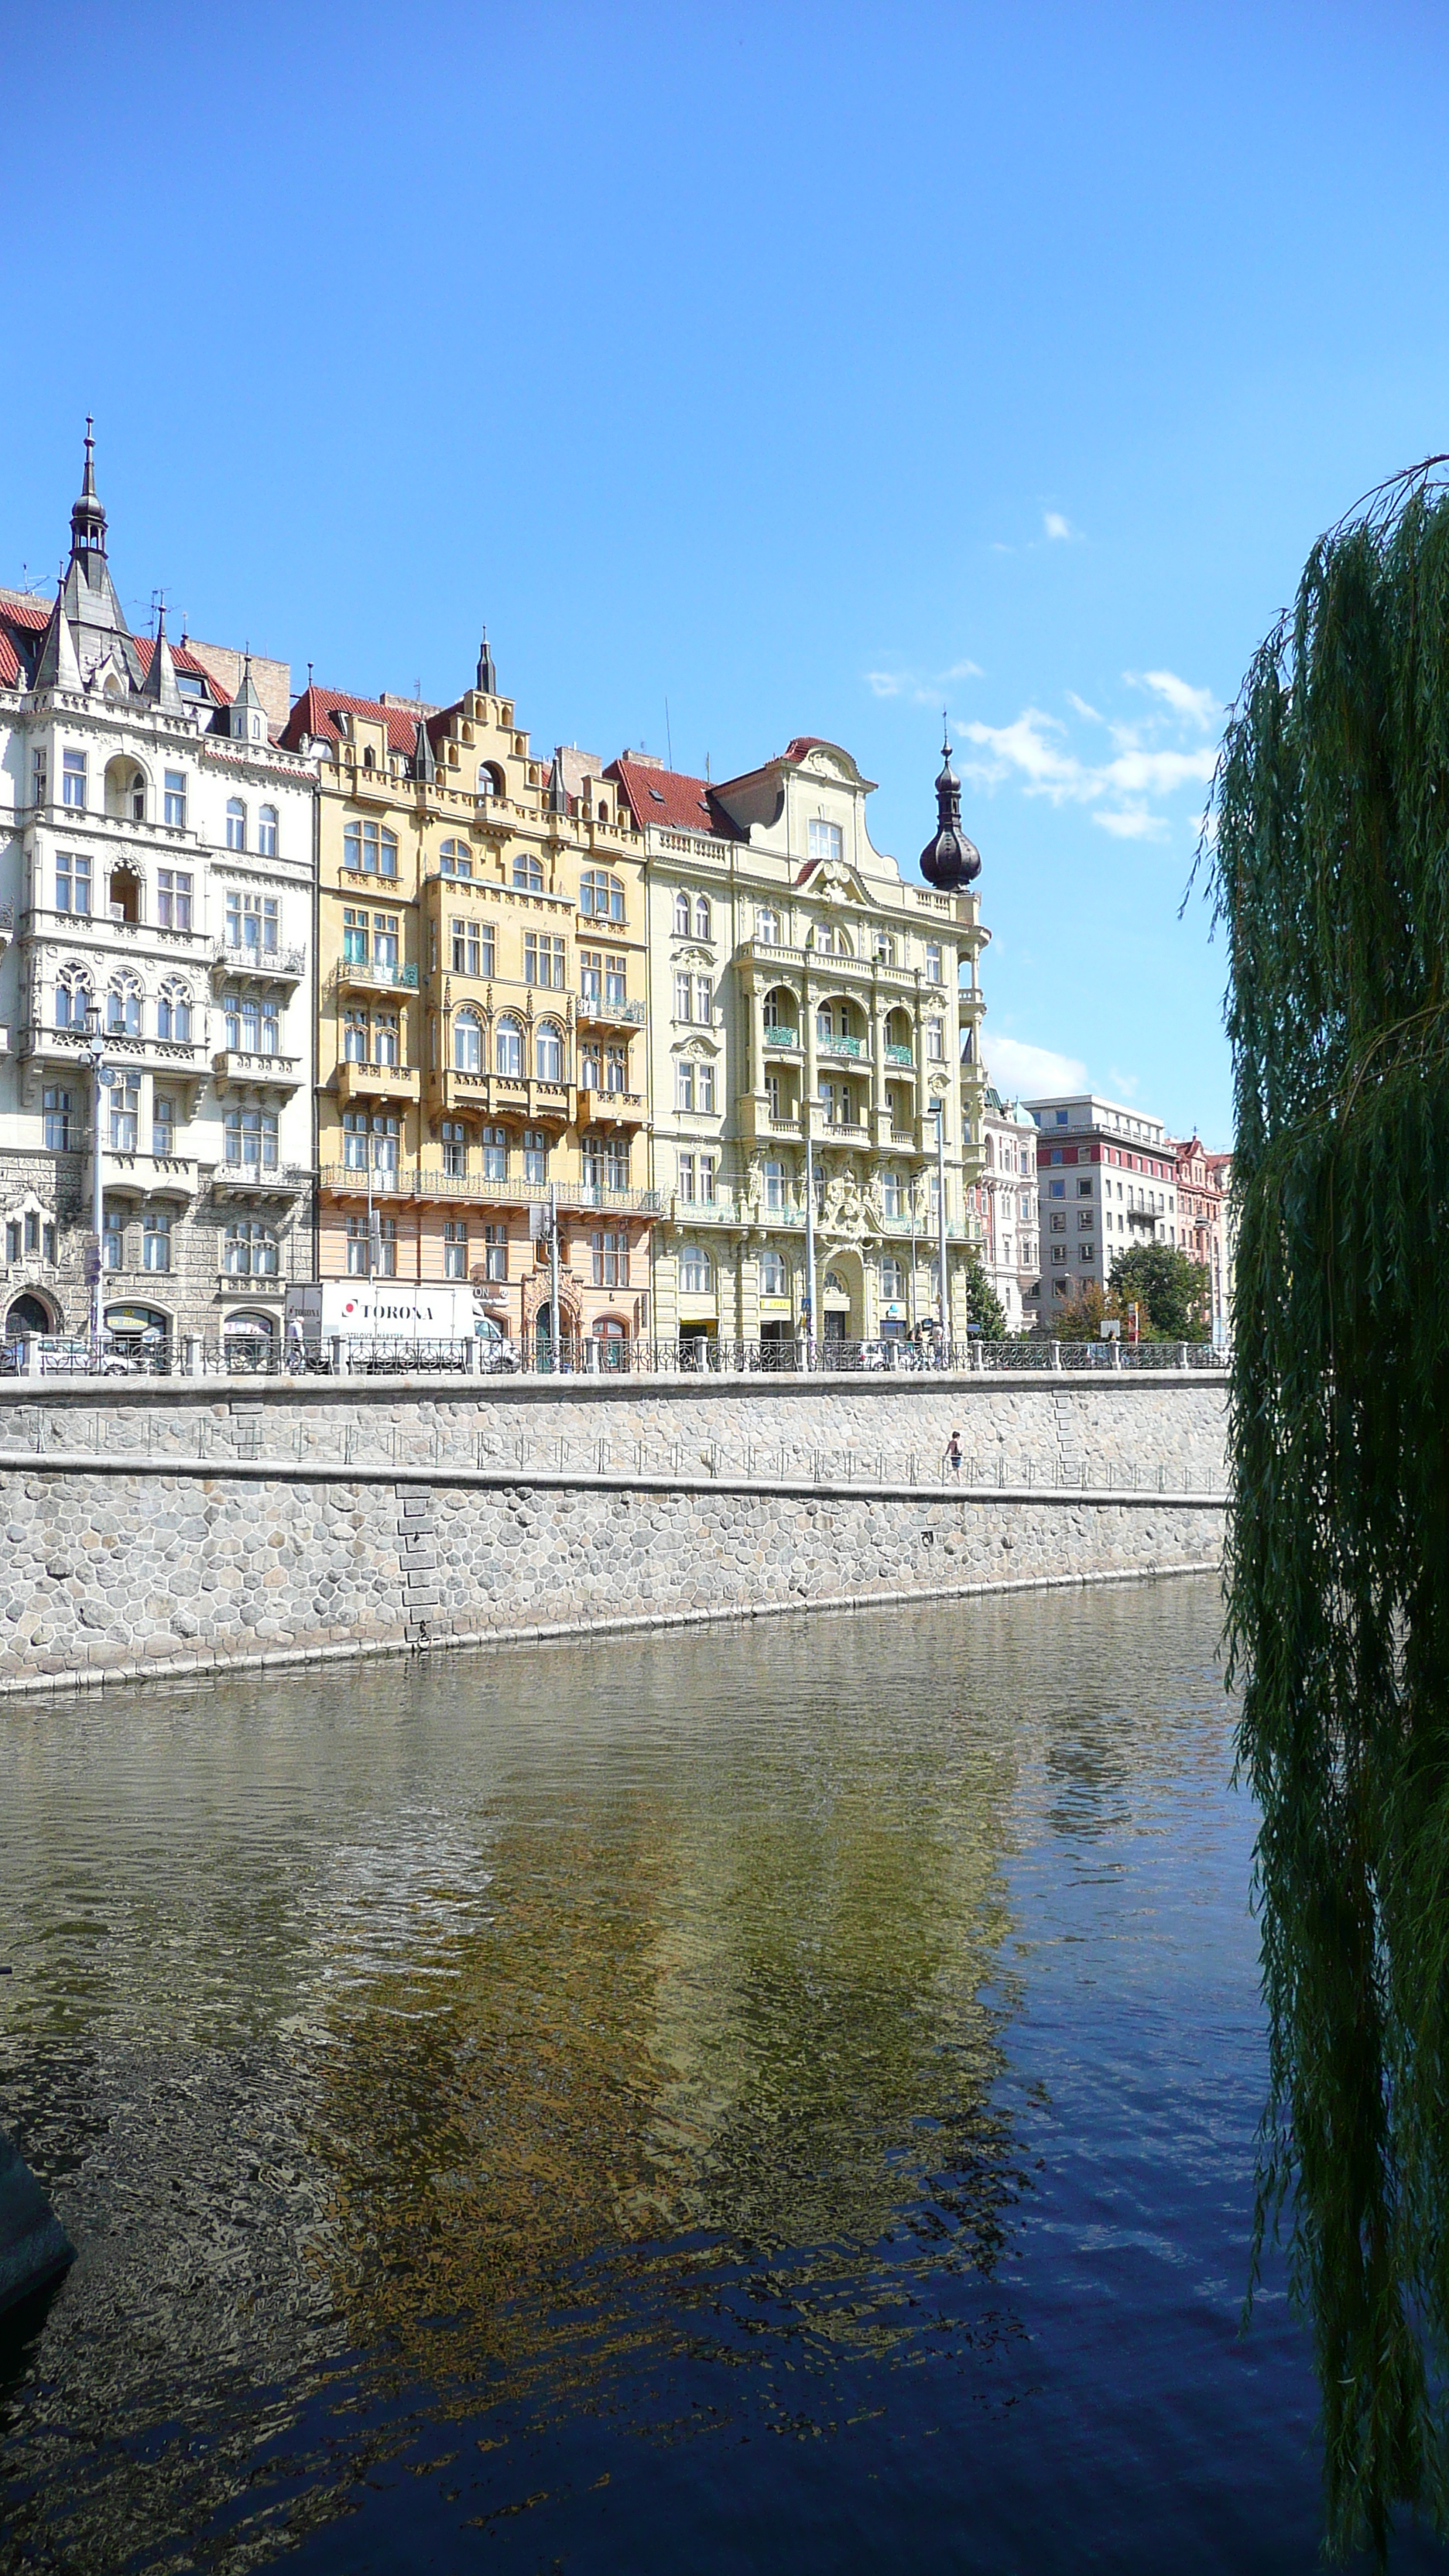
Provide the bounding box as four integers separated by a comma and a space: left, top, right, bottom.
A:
81, 999, 109, 1353
930, 1095, 949, 1358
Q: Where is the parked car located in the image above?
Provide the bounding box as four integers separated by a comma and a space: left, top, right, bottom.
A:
0, 1334, 129, 1378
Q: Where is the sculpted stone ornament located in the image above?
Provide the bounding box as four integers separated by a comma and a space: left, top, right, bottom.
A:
744, 1156, 764, 1217
822, 1173, 848, 1230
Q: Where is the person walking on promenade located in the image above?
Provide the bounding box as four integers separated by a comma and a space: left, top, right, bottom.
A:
944, 1429, 963, 1480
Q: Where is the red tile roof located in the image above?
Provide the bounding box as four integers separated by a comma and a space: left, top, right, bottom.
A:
783, 736, 831, 762
0, 591, 231, 702
605, 754, 743, 840
280, 683, 427, 758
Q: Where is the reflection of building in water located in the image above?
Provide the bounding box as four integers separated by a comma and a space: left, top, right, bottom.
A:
307, 1639, 1026, 2403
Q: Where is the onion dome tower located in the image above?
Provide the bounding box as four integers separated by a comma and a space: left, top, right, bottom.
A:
919, 723, 981, 890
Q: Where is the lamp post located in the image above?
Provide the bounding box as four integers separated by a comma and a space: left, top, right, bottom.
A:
930, 1096, 949, 1362
803, 1123, 817, 1372
82, 1001, 109, 1352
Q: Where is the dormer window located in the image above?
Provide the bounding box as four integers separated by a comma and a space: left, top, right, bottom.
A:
808, 818, 842, 864
176, 672, 207, 701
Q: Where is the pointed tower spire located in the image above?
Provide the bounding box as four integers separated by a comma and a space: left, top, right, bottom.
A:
33, 574, 83, 694
413, 715, 436, 784
228, 648, 266, 742
546, 749, 570, 817
475, 629, 496, 694
69, 417, 107, 565
138, 601, 183, 711
918, 720, 981, 890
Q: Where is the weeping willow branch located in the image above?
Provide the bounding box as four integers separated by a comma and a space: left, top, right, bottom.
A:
1207, 461, 1449, 2561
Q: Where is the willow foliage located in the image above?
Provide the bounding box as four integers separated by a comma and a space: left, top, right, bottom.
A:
1209, 464, 1449, 2560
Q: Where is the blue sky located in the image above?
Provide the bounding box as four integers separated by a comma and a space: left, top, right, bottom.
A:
5, 2, 1449, 1147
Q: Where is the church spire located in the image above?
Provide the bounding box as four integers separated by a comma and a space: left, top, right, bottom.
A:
918, 719, 981, 890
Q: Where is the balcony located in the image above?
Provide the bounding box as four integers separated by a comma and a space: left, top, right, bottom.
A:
738, 937, 920, 992
18, 1025, 204, 1074
577, 1086, 645, 1129
576, 993, 646, 1030
334, 1060, 421, 1107
817, 1033, 866, 1060
212, 1163, 313, 1200
762, 1024, 800, 1051
334, 956, 419, 996
21, 905, 210, 959
213, 940, 307, 988
318, 1164, 660, 1216
426, 1069, 572, 1125
885, 1042, 915, 1066
101, 1152, 201, 1201
211, 1050, 303, 1094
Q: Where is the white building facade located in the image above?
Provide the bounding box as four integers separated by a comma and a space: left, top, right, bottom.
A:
977, 1085, 1039, 1331
0, 437, 316, 1355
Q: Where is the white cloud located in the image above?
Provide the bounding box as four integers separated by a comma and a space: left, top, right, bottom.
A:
985, 1034, 1087, 1100
956, 674, 1219, 841
1094, 806, 1166, 841
1108, 1066, 1141, 1100
866, 656, 981, 706
1132, 668, 1218, 728
1043, 511, 1076, 543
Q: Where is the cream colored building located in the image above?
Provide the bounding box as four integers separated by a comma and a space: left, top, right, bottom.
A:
608, 735, 988, 1351
976, 1086, 1039, 1332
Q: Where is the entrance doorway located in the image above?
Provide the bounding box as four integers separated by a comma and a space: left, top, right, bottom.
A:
6, 1292, 55, 1339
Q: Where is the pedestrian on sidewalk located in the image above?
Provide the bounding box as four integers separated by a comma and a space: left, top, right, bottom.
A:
944, 1429, 963, 1480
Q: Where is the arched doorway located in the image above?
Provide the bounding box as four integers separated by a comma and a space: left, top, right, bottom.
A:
223, 1310, 275, 1375
592, 1315, 629, 1373
104, 1302, 171, 1367
6, 1291, 57, 1339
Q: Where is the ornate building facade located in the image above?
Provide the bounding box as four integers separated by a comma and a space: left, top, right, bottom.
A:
977, 1085, 1040, 1332
0, 436, 315, 1353
283, 649, 656, 1358
609, 735, 988, 1348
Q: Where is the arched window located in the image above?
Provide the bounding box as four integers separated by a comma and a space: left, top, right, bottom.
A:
755, 906, 779, 945
535, 1021, 564, 1082
225, 797, 246, 851
54, 964, 92, 1031
512, 855, 543, 893
680, 1245, 713, 1294
673, 890, 690, 936
694, 895, 711, 940
478, 762, 505, 798
107, 973, 143, 1038
453, 1011, 482, 1074
257, 805, 278, 857
581, 870, 624, 922
156, 978, 192, 1043
495, 1015, 523, 1077
362, 745, 375, 771
439, 838, 473, 879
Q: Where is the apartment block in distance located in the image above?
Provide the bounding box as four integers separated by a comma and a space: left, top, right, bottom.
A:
1026, 1091, 1182, 1315
283, 642, 656, 1359
0, 432, 315, 1357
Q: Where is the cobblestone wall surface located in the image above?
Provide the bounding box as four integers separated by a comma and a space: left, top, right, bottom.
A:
0, 1458, 1221, 1692
0, 1367, 1228, 1489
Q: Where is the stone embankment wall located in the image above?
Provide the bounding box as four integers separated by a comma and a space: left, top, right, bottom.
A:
0, 1369, 1227, 1694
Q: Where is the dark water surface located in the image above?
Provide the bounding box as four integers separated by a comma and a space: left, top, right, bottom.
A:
2, 1577, 1443, 2573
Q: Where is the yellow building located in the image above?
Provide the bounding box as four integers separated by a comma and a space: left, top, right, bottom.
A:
282, 647, 656, 1359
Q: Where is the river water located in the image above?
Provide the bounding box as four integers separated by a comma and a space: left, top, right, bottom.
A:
1, 1575, 1443, 2574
